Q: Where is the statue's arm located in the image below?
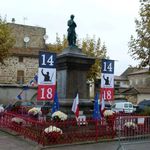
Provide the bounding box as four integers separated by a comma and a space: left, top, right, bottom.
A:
103, 75, 106, 80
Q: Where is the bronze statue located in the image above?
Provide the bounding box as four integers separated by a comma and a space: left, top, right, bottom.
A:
67, 14, 77, 46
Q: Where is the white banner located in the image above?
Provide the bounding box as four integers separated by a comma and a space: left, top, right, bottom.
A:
38, 68, 56, 85
101, 73, 114, 88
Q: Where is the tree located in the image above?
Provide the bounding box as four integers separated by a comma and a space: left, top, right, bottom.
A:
47, 34, 108, 81
128, 0, 150, 70
81, 36, 107, 82
47, 33, 67, 53
0, 16, 15, 64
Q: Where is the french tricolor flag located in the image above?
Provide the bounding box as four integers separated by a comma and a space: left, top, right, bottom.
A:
71, 93, 79, 118
30, 80, 35, 86
100, 94, 105, 117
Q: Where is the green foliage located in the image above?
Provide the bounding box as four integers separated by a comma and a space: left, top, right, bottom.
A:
47, 33, 67, 53
0, 16, 15, 64
128, 0, 150, 69
47, 34, 108, 81
81, 35, 107, 81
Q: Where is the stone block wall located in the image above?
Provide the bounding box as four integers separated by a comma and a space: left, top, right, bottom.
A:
8, 23, 46, 48
0, 85, 37, 105
128, 73, 150, 88
0, 56, 38, 84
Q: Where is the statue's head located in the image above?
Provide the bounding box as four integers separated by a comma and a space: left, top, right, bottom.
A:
70, 14, 74, 19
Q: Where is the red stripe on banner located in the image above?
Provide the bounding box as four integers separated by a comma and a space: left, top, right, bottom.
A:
100, 88, 114, 101
37, 85, 56, 100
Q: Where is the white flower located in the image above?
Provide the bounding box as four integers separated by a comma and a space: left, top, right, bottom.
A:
44, 125, 62, 134
124, 122, 137, 129
52, 111, 67, 121
103, 110, 114, 117
28, 107, 42, 116
11, 117, 26, 124
0, 106, 4, 113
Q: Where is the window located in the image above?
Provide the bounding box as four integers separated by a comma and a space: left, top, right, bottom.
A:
19, 56, 23, 62
17, 70, 24, 84
129, 104, 132, 108
111, 104, 116, 109
116, 81, 120, 86
124, 104, 129, 108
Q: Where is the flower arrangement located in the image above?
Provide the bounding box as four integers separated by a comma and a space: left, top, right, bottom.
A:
44, 125, 63, 141
28, 107, 42, 116
124, 122, 137, 129
124, 121, 137, 136
0, 107, 4, 113
103, 110, 115, 126
0, 106, 4, 117
44, 125, 63, 134
52, 111, 67, 121
103, 110, 114, 117
11, 117, 26, 125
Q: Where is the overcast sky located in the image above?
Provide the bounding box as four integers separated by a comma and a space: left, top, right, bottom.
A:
1, 0, 140, 75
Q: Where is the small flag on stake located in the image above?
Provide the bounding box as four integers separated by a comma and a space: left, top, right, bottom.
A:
72, 92, 79, 118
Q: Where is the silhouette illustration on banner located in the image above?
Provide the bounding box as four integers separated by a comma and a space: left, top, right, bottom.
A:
41, 69, 54, 82
103, 75, 111, 85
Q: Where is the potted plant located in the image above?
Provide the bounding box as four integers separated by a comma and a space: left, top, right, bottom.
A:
28, 107, 42, 119
52, 111, 67, 121
43, 125, 62, 142
11, 117, 26, 125
124, 122, 137, 136
103, 110, 115, 125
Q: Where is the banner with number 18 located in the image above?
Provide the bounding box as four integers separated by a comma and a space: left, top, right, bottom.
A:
37, 51, 56, 101
100, 59, 114, 101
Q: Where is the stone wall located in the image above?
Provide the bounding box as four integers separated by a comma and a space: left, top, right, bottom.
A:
0, 23, 46, 103
8, 23, 46, 48
0, 56, 38, 84
0, 85, 37, 105
128, 73, 150, 88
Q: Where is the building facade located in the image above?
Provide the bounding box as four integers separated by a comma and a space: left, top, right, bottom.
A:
0, 23, 47, 104
115, 67, 150, 104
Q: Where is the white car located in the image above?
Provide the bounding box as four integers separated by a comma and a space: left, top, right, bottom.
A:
111, 102, 134, 113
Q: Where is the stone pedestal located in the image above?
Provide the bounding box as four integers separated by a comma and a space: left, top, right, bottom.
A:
56, 46, 95, 116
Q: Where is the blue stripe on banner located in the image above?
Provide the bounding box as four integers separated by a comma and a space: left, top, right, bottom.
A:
39, 51, 56, 68
101, 59, 114, 74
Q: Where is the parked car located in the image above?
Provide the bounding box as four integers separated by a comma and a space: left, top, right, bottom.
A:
111, 102, 134, 113
135, 99, 150, 113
